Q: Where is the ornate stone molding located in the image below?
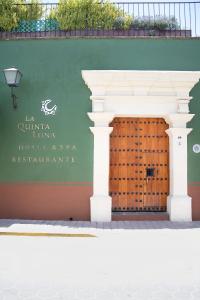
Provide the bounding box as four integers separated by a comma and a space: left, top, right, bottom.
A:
177, 97, 193, 113
82, 70, 200, 98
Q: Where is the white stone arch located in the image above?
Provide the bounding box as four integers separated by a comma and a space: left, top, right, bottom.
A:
82, 71, 200, 222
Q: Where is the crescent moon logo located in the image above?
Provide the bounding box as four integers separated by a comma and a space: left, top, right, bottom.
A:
41, 99, 57, 116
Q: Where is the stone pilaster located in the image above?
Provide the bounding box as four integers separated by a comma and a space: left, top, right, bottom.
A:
165, 114, 194, 221
88, 113, 114, 222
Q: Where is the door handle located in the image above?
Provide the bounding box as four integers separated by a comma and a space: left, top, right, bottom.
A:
146, 167, 155, 183
146, 167, 155, 177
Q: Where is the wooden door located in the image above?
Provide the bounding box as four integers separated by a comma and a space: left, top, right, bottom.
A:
109, 117, 169, 212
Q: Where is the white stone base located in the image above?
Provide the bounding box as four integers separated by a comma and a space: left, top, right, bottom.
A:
167, 195, 192, 221
90, 196, 112, 222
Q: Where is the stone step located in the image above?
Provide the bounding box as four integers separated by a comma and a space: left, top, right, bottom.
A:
112, 212, 169, 221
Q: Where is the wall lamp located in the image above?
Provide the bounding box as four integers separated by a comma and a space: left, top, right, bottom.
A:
3, 67, 23, 109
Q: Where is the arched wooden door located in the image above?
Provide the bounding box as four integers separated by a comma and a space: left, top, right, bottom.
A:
109, 117, 169, 212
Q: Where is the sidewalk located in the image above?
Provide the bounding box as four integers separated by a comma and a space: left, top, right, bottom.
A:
1, 219, 200, 233
0, 219, 200, 300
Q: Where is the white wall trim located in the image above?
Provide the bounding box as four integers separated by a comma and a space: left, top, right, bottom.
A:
82, 70, 200, 222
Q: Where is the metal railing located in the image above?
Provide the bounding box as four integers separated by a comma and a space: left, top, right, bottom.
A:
0, 1, 199, 39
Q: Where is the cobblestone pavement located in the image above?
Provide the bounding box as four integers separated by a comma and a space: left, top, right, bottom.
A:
0, 219, 200, 300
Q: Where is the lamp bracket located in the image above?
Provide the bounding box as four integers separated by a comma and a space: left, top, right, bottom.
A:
11, 86, 18, 109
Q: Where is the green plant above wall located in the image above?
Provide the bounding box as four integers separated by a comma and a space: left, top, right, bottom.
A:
132, 16, 180, 31
49, 0, 132, 30
0, 0, 42, 31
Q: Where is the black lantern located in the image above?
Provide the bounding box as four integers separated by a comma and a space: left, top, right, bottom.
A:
3, 67, 23, 109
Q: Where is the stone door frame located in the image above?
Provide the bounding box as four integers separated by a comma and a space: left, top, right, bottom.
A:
82, 70, 200, 222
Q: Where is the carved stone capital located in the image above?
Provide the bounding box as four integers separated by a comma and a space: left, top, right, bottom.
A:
88, 112, 114, 127
164, 114, 194, 128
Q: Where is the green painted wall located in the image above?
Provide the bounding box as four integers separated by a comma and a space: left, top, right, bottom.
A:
0, 39, 200, 182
